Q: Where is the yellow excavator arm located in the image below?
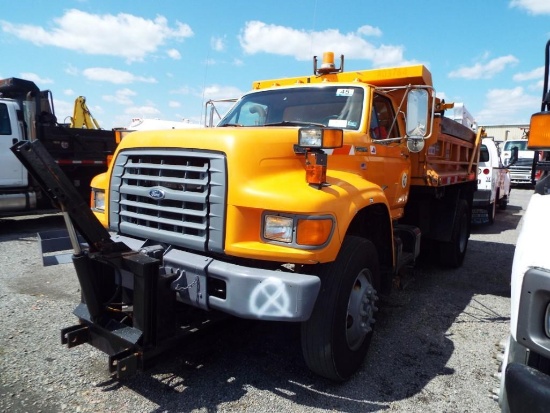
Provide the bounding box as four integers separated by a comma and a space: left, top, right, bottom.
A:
70, 96, 101, 129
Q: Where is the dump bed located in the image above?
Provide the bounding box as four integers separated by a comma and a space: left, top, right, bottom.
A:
409, 116, 480, 187
39, 125, 118, 163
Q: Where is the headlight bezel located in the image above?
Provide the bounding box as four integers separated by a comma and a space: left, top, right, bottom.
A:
262, 212, 335, 249
91, 188, 106, 212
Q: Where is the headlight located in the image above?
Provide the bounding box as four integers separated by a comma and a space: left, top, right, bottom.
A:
92, 189, 105, 212
263, 213, 334, 247
264, 215, 293, 243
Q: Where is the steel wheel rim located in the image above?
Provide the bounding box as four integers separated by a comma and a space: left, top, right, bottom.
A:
346, 269, 378, 351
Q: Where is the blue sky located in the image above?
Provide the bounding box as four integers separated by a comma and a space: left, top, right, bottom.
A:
1, 0, 549, 129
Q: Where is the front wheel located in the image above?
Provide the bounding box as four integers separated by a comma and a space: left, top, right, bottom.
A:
301, 236, 380, 381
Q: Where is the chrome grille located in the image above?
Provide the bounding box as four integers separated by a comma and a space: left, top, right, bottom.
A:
109, 149, 226, 253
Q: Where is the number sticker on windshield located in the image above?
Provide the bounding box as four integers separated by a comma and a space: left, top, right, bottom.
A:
336, 89, 354, 97
328, 119, 348, 128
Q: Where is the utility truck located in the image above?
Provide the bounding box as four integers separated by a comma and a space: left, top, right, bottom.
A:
12, 52, 481, 381
472, 138, 511, 224
496, 40, 550, 412
0, 77, 118, 215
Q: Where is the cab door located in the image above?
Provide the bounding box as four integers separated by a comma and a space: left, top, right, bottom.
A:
0, 102, 27, 188
365, 93, 410, 218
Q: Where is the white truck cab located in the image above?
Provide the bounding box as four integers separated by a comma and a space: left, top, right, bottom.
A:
0, 99, 36, 209
501, 139, 537, 185
472, 138, 511, 224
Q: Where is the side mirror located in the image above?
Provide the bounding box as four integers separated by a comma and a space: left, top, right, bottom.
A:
405, 89, 430, 153
406, 89, 429, 138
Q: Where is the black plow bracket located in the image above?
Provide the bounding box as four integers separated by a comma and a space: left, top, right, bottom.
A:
11, 140, 185, 378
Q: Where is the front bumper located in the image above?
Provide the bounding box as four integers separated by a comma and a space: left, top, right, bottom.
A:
116, 234, 321, 322
505, 362, 550, 413
472, 189, 491, 208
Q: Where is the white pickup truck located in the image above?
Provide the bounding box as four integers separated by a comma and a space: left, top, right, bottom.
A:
472, 138, 511, 224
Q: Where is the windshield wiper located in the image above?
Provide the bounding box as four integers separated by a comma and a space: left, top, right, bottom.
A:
263, 121, 326, 127
218, 123, 243, 127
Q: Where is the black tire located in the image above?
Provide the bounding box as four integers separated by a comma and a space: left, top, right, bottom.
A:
439, 199, 470, 268
487, 200, 496, 225
499, 192, 509, 210
301, 236, 380, 381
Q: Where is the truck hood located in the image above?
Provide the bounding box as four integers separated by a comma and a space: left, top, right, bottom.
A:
111, 126, 385, 212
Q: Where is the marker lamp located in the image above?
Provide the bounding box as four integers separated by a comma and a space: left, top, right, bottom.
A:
298, 128, 343, 149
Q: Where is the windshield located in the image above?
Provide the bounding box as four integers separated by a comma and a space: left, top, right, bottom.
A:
503, 140, 528, 151
218, 86, 364, 130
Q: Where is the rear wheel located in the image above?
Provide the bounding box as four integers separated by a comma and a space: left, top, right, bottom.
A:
301, 236, 380, 381
439, 199, 470, 267
499, 191, 509, 210
487, 199, 496, 225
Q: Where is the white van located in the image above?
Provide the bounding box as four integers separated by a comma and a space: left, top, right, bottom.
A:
472, 138, 511, 224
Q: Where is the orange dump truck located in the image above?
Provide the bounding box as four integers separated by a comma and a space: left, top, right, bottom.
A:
12, 52, 481, 381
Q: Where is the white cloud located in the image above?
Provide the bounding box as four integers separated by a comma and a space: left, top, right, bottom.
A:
18, 72, 53, 84
52, 99, 74, 124
513, 66, 544, 81
357, 25, 382, 37
103, 88, 137, 105
448, 55, 519, 79
0, 9, 193, 62
83, 68, 157, 84
64, 65, 79, 76
169, 100, 181, 108
202, 84, 245, 100
170, 86, 191, 95
167, 49, 181, 60
510, 0, 550, 15
211, 36, 226, 52
476, 87, 540, 124
238, 21, 413, 67
124, 105, 162, 117
63, 89, 74, 96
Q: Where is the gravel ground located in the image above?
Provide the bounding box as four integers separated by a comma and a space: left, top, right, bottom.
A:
0, 188, 531, 413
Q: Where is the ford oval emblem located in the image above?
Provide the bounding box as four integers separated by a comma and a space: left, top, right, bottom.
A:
149, 188, 165, 200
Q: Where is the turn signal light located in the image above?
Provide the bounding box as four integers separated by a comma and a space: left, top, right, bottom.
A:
296, 218, 333, 246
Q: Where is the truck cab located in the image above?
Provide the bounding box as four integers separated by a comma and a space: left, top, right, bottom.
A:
472, 138, 511, 224
0, 99, 30, 199
0, 77, 118, 215
501, 138, 537, 185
